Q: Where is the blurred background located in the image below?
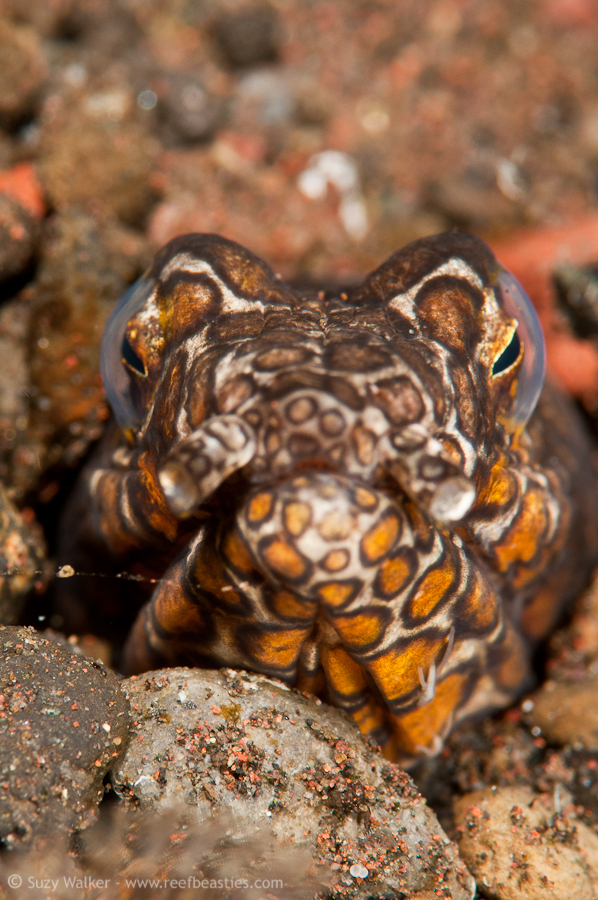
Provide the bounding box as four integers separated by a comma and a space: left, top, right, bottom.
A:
2, 0, 598, 518
2, 0, 598, 278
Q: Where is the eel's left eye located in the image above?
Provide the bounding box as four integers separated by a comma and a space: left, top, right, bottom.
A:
121, 334, 147, 376
492, 329, 521, 376
100, 276, 155, 429
496, 268, 546, 430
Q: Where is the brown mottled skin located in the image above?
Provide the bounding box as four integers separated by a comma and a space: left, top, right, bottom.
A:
58, 231, 598, 763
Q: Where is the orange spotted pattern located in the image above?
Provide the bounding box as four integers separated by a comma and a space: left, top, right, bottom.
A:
61, 231, 598, 763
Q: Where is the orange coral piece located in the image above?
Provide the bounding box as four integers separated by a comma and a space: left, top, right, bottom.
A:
0, 162, 45, 219
491, 215, 598, 400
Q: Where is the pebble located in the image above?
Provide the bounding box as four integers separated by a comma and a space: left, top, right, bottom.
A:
235, 69, 295, 127
530, 676, 598, 750
454, 786, 598, 899
112, 667, 475, 900
213, 5, 282, 68
0, 626, 130, 849
37, 88, 159, 224
0, 18, 47, 123
0, 484, 45, 624
13, 208, 148, 497
160, 73, 227, 143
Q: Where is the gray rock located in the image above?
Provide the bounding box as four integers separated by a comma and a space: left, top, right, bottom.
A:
454, 786, 598, 900
160, 74, 228, 143
113, 667, 475, 899
0, 627, 131, 849
213, 6, 281, 68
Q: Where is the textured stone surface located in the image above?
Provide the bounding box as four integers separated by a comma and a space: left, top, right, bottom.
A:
0, 18, 47, 122
113, 667, 475, 900
38, 88, 159, 224
0, 626, 130, 849
10, 208, 148, 498
455, 786, 598, 900
530, 676, 598, 750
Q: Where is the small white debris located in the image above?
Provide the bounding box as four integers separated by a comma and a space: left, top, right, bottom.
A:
102, 722, 111, 733
63, 63, 87, 88
496, 158, 525, 200
56, 565, 75, 579
85, 90, 130, 121
358, 105, 389, 134
134, 775, 153, 786
339, 194, 368, 241
297, 150, 369, 240
350, 863, 369, 879
177, 690, 188, 702
297, 165, 328, 200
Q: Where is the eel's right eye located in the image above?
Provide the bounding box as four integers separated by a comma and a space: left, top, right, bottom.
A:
497, 269, 546, 431
100, 276, 155, 429
492, 328, 521, 376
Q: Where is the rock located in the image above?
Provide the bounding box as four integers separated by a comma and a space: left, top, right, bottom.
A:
37, 87, 159, 223
112, 667, 475, 900
0, 0, 73, 38
0, 626, 131, 849
0, 194, 38, 282
213, 5, 281, 68
159, 73, 227, 144
0, 486, 45, 624
12, 208, 149, 497
529, 676, 598, 750
454, 786, 598, 900
0, 19, 47, 123
429, 166, 522, 229
235, 69, 296, 127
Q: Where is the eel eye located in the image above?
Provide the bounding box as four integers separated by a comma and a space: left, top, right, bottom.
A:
496, 268, 546, 430
100, 276, 155, 429
492, 329, 521, 376
122, 335, 147, 376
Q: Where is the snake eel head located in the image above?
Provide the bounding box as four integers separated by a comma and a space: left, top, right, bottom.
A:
101, 231, 544, 529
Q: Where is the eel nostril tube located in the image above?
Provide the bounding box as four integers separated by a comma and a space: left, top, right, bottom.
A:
429, 476, 476, 523
158, 459, 202, 517
158, 414, 257, 517
385, 423, 476, 524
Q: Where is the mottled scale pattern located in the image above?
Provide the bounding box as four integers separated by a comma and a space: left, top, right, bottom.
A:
59, 231, 598, 763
